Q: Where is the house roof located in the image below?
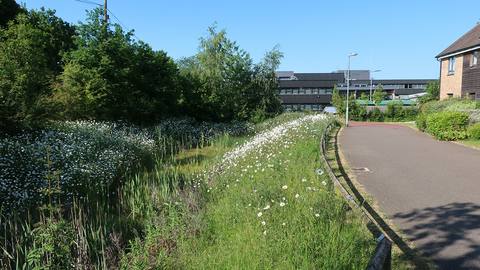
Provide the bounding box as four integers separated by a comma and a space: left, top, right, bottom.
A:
436, 23, 480, 59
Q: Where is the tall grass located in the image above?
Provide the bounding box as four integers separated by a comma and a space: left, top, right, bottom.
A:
119, 113, 376, 269
0, 113, 375, 269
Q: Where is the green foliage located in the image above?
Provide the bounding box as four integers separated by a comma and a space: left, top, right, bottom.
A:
0, 8, 76, 129
359, 93, 370, 101
426, 111, 469, 140
372, 83, 386, 105
0, 0, 23, 27
52, 8, 180, 124
368, 108, 384, 122
415, 112, 428, 132
179, 23, 284, 122
27, 218, 75, 269
417, 80, 439, 104
468, 122, 480, 140
384, 101, 418, 122
330, 85, 346, 115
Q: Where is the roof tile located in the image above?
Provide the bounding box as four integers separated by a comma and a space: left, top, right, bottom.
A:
436, 23, 480, 58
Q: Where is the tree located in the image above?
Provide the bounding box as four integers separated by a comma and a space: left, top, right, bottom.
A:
373, 83, 387, 105
331, 85, 346, 115
417, 80, 439, 104
0, 0, 22, 28
180, 24, 283, 122
53, 8, 180, 123
0, 8, 76, 128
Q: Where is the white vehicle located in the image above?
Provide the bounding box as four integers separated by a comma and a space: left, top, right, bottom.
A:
323, 106, 337, 114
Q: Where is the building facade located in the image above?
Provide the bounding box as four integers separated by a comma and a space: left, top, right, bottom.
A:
277, 70, 435, 111
436, 23, 480, 101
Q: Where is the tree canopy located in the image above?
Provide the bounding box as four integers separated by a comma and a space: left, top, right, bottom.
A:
180, 24, 284, 122
0, 8, 284, 129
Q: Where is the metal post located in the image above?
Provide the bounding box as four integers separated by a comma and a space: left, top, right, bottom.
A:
370, 70, 381, 102
346, 53, 357, 127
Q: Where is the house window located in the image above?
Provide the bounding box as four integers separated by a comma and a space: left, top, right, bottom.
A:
472, 51, 478, 67
448, 57, 455, 75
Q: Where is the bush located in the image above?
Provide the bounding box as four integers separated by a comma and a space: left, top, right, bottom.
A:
468, 122, 480, 140
426, 111, 469, 140
367, 108, 384, 122
416, 113, 428, 132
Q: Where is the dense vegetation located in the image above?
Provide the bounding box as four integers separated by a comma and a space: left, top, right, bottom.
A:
416, 97, 480, 141
0, 3, 283, 132
0, 114, 376, 269
0, 2, 378, 269
330, 85, 419, 122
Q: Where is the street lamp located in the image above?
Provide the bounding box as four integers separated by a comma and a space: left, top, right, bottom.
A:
369, 70, 381, 102
346, 53, 357, 127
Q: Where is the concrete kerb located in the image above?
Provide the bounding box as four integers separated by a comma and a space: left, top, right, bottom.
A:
320, 120, 391, 270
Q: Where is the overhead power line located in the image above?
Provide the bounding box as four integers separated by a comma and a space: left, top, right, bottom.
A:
73, 0, 142, 41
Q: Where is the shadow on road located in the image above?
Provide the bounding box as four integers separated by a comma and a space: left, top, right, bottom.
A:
329, 127, 434, 269
393, 202, 480, 269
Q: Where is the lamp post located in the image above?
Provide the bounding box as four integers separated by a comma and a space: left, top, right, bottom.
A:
346, 53, 357, 127
369, 70, 381, 102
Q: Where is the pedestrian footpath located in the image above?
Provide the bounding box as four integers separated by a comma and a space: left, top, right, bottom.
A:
339, 121, 480, 269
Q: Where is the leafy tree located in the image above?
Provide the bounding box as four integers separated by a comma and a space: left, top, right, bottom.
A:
0, 0, 22, 27
0, 13, 51, 128
359, 93, 370, 101
180, 24, 283, 122
52, 8, 180, 123
331, 85, 346, 115
0, 8, 76, 129
417, 80, 439, 104
373, 83, 386, 105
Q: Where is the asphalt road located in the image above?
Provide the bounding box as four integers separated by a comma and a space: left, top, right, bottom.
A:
339, 121, 480, 270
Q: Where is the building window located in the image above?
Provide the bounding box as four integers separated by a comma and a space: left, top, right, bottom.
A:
298, 88, 305, 94
447, 93, 453, 98
448, 57, 455, 75
305, 88, 312, 94
469, 93, 476, 101
292, 88, 299, 94
472, 51, 478, 67
279, 89, 286, 94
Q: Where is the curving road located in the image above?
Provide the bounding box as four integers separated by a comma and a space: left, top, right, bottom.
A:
339, 121, 480, 269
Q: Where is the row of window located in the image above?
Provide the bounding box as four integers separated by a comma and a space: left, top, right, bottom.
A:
279, 88, 334, 95
448, 51, 478, 75
282, 104, 327, 111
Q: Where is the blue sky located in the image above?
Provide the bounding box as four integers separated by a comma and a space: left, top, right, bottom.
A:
23, 0, 479, 79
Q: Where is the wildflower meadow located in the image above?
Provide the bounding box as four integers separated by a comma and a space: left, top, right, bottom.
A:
0, 113, 376, 269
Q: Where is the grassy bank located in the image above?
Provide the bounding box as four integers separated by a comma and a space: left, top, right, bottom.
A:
1, 113, 376, 269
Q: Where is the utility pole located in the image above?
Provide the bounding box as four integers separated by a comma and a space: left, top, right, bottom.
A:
104, 0, 108, 24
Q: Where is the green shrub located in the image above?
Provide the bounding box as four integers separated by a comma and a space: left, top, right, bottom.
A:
368, 108, 384, 122
476, 102, 480, 109
426, 111, 469, 140
444, 101, 476, 112
416, 113, 428, 132
468, 122, 480, 140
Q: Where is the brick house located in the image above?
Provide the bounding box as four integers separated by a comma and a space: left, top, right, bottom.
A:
436, 23, 480, 101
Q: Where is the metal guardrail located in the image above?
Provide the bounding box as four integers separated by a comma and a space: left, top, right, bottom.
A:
320, 120, 392, 270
